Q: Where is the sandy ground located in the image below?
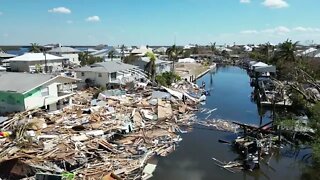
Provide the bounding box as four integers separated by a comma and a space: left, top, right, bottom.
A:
175, 62, 210, 80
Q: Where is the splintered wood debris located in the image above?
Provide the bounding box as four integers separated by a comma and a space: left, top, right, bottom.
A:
0, 84, 203, 179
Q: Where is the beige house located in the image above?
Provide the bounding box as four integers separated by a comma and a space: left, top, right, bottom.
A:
48, 46, 81, 65
75, 61, 147, 89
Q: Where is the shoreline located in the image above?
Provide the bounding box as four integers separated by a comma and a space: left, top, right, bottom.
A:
195, 63, 217, 81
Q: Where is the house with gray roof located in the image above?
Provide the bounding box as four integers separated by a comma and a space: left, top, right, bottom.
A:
129, 57, 173, 75
48, 46, 81, 65
0, 52, 16, 60
0, 72, 78, 115
75, 61, 147, 88
5, 53, 67, 73
0, 52, 16, 70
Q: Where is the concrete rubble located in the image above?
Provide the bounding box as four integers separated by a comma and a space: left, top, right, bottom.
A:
0, 82, 202, 180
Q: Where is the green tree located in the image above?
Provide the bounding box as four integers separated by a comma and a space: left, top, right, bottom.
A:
210, 42, 216, 55
275, 39, 299, 63
221, 50, 230, 59
79, 52, 103, 66
145, 52, 156, 82
123, 54, 138, 64
35, 64, 43, 73
120, 44, 125, 62
108, 50, 115, 61
166, 45, 183, 71
156, 72, 181, 87
310, 102, 320, 165
29, 43, 42, 53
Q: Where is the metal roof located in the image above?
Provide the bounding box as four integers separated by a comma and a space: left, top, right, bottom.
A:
48, 47, 81, 53
0, 72, 78, 93
5, 53, 67, 62
75, 61, 138, 73
140, 57, 172, 65
0, 52, 16, 58
0, 72, 55, 93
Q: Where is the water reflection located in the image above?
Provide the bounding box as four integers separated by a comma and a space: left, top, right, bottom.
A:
152, 66, 308, 180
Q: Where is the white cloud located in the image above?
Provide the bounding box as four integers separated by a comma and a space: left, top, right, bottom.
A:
293, 27, 320, 32
85, 16, 100, 22
240, 30, 258, 34
66, 20, 73, 24
241, 26, 292, 36
262, 0, 289, 8
262, 26, 291, 34
240, 0, 251, 3
3, 33, 9, 38
48, 7, 71, 14
242, 26, 320, 35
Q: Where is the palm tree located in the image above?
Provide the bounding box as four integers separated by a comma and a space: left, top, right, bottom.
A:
221, 50, 230, 59
145, 52, 156, 82
108, 50, 115, 61
166, 45, 183, 71
210, 42, 216, 55
29, 43, 42, 53
79, 52, 90, 66
276, 39, 299, 62
120, 45, 125, 62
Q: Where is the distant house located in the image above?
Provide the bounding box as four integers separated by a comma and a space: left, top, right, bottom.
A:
5, 53, 67, 73
0, 52, 16, 61
0, 72, 78, 115
85, 48, 98, 53
130, 57, 173, 75
75, 61, 147, 89
154, 47, 167, 55
0, 52, 16, 70
48, 46, 81, 65
90, 46, 121, 61
131, 46, 153, 56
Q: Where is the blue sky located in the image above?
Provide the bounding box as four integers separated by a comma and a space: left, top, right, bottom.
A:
0, 0, 320, 46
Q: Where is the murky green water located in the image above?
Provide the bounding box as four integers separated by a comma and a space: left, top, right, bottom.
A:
152, 66, 311, 180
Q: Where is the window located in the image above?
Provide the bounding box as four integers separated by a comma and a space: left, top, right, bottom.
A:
41, 87, 49, 97
111, 72, 117, 80
81, 72, 85, 76
98, 73, 102, 77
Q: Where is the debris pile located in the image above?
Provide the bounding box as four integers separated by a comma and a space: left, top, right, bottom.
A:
196, 119, 239, 132
0, 85, 201, 180
214, 121, 282, 172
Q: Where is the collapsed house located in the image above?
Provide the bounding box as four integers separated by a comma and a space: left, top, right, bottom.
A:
0, 80, 205, 179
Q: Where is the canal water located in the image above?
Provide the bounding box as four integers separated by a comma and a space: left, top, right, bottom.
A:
152, 66, 310, 180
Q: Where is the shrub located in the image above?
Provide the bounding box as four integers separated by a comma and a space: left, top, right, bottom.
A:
156, 72, 181, 87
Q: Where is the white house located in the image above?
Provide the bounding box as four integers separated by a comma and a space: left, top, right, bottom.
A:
131, 46, 153, 56
75, 61, 147, 89
154, 47, 168, 55
90, 46, 122, 61
48, 46, 81, 65
0, 52, 16, 70
5, 53, 67, 73
130, 57, 173, 75
0, 52, 16, 61
0, 72, 78, 115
